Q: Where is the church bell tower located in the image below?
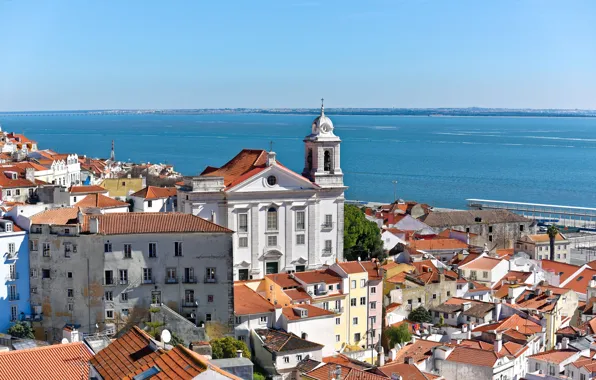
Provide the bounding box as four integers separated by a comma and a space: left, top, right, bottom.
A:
302, 99, 343, 188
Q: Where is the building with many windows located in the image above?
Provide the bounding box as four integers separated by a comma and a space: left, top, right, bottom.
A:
0, 218, 30, 332
26, 209, 233, 341
178, 102, 346, 280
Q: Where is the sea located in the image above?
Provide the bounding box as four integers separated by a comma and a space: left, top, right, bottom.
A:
1, 112, 596, 210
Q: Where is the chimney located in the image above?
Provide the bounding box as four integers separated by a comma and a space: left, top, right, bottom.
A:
236, 349, 243, 358
466, 233, 470, 245
267, 151, 277, 167
377, 346, 385, 367
389, 348, 397, 361
493, 298, 502, 322
391, 374, 402, 380
89, 217, 100, 234
77, 209, 85, 224
25, 168, 35, 182
590, 275, 596, 289
404, 356, 414, 365
562, 337, 569, 350
494, 331, 503, 354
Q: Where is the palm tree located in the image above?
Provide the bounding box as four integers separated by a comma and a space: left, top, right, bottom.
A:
547, 224, 559, 261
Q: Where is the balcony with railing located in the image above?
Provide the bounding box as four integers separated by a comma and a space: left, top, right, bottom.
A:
6, 273, 18, 281
20, 313, 43, 322
42, 249, 51, 257
182, 276, 197, 284
119, 279, 129, 285
330, 307, 344, 314
165, 277, 179, 284
5, 251, 18, 260
181, 299, 197, 308
142, 277, 155, 285
8, 293, 20, 301
103, 279, 115, 286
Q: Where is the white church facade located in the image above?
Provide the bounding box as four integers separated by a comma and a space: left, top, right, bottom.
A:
178, 103, 346, 280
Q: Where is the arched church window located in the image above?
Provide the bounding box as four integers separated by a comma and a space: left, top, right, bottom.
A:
307, 149, 313, 171
324, 150, 332, 172
267, 207, 278, 231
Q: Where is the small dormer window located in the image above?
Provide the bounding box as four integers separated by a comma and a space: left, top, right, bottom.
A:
11, 173, 17, 180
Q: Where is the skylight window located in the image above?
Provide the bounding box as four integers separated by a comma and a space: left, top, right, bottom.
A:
132, 366, 161, 380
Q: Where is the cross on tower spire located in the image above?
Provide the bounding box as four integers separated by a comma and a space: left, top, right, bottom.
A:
269, 140, 274, 152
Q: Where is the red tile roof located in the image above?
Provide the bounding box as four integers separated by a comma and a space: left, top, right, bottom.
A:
294, 269, 342, 285
200, 149, 268, 189
234, 283, 275, 315
387, 272, 408, 284
0, 342, 93, 380
360, 260, 383, 280
386, 303, 402, 313
82, 212, 231, 234
394, 339, 442, 364
540, 260, 582, 283
304, 363, 387, 380
526, 233, 566, 243
562, 266, 596, 294
445, 346, 502, 367
473, 314, 542, 335
74, 193, 130, 209
68, 185, 108, 194
130, 186, 177, 200
284, 288, 312, 301
459, 256, 504, 270
528, 349, 578, 364
266, 273, 302, 289
377, 363, 432, 380
408, 238, 468, 251
0, 170, 38, 189
282, 304, 336, 321
337, 261, 366, 274
31, 207, 81, 225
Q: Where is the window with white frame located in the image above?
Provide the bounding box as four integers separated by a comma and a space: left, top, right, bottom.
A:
296, 211, 305, 230
336, 335, 340, 342
174, 241, 183, 256
352, 317, 358, 325
119, 269, 128, 284
351, 298, 356, 306
149, 243, 157, 258
238, 213, 248, 233
360, 279, 366, 287
10, 305, 17, 322
105, 291, 113, 301
143, 268, 152, 283
336, 318, 341, 325
296, 355, 303, 361
370, 301, 377, 309
121, 292, 128, 302
370, 286, 376, 294
124, 244, 132, 259
283, 356, 289, 363
238, 237, 248, 248
351, 280, 356, 289
360, 297, 366, 305
296, 234, 305, 245
267, 235, 277, 247
323, 214, 332, 228
260, 316, 268, 324
30, 239, 38, 251
106, 310, 114, 319
267, 207, 278, 231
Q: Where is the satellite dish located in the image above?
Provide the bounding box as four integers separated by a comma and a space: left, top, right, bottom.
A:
161, 329, 171, 344
61, 338, 69, 344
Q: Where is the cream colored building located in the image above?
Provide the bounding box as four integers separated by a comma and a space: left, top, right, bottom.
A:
515, 232, 570, 263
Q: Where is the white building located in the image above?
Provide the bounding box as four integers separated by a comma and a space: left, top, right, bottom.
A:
129, 186, 177, 213
178, 102, 346, 280
27, 151, 81, 187
458, 256, 509, 286
516, 233, 570, 263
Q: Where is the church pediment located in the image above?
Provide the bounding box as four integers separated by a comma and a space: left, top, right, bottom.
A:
292, 257, 308, 265
259, 250, 283, 261
234, 261, 251, 268
228, 165, 318, 193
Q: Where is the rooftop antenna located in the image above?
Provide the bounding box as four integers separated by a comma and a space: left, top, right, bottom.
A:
269, 140, 274, 152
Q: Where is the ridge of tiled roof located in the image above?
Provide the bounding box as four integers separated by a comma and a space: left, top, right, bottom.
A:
130, 186, 177, 200
445, 346, 502, 367
30, 207, 81, 225
305, 363, 388, 380
233, 283, 275, 315
69, 185, 108, 194
81, 212, 232, 234
200, 149, 268, 189
528, 348, 578, 364
282, 304, 336, 321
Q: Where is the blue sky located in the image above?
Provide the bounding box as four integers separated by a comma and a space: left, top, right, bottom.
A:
1, 0, 595, 111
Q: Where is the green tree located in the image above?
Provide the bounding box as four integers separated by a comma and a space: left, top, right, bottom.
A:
547, 225, 559, 261
169, 332, 185, 347
408, 306, 432, 323
7, 321, 34, 339
384, 324, 411, 347
253, 372, 266, 380
211, 336, 251, 359
344, 204, 384, 261
146, 307, 165, 339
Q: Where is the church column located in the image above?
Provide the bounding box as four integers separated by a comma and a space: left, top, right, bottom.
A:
285, 203, 293, 271
307, 200, 319, 269
336, 198, 345, 261
334, 143, 342, 173
250, 204, 260, 277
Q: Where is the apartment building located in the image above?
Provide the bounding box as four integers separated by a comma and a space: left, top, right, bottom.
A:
27, 209, 233, 341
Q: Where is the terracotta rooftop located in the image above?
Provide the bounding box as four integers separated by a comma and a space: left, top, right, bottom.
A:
473, 314, 542, 335
322, 354, 373, 371
561, 266, 596, 295
0, 342, 93, 380
459, 256, 504, 270
386, 303, 402, 313
386, 272, 408, 284
282, 304, 336, 321
68, 185, 108, 194
540, 260, 582, 283
377, 363, 432, 380
265, 273, 302, 289
337, 261, 366, 274
394, 339, 442, 364
450, 252, 480, 266
82, 212, 231, 234
0, 169, 39, 189
233, 283, 275, 315
130, 186, 177, 200
359, 260, 384, 280
408, 238, 468, 251
74, 193, 129, 209
284, 288, 312, 301
569, 356, 596, 372
525, 233, 566, 243
200, 149, 268, 189
445, 346, 503, 367
31, 207, 80, 225
254, 328, 323, 353
294, 269, 342, 285
528, 348, 578, 364
304, 363, 387, 380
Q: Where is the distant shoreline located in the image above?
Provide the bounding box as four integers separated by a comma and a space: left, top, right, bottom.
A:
2, 108, 596, 118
